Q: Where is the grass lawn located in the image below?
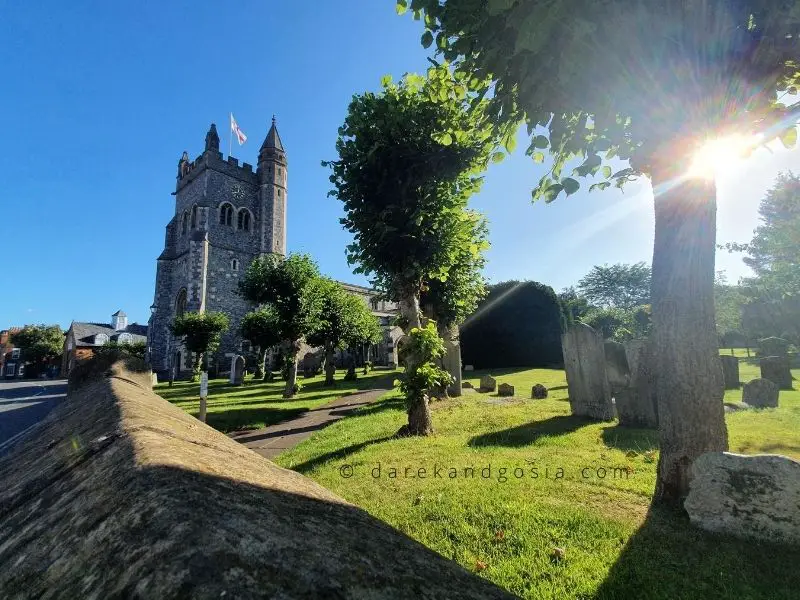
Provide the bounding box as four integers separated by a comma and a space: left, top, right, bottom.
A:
276, 363, 800, 599
154, 367, 399, 433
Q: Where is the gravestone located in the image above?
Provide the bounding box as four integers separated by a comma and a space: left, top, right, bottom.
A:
464, 365, 474, 372
720, 355, 740, 389
479, 375, 497, 393
462, 381, 473, 389
150, 371, 158, 388
685, 452, 800, 544
759, 336, 790, 358
620, 339, 659, 428
531, 384, 548, 399
742, 378, 779, 408
760, 356, 793, 390
497, 383, 514, 397
604, 341, 630, 392
230, 355, 245, 386
561, 323, 613, 420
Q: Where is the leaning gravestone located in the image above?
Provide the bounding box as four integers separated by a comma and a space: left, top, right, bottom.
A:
742, 378, 779, 408
479, 375, 497, 393
760, 356, 793, 390
620, 339, 659, 428
531, 384, 548, 399
561, 323, 613, 420
720, 355, 740, 389
230, 355, 245, 386
685, 452, 800, 545
497, 383, 514, 397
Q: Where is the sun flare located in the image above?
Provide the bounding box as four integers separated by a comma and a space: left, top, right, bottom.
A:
689, 134, 761, 179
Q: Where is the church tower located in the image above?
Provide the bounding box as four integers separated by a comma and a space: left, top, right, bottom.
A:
258, 117, 287, 255
147, 118, 288, 378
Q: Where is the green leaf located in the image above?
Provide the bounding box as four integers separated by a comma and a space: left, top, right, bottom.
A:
533, 151, 545, 163
439, 132, 453, 146
533, 135, 549, 149
601, 166, 612, 179
380, 74, 393, 87
562, 177, 580, 195
542, 183, 564, 203
395, 1, 408, 15
421, 31, 434, 49
780, 127, 797, 149
491, 151, 505, 163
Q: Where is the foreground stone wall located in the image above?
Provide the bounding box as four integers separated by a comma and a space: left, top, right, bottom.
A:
0, 360, 510, 599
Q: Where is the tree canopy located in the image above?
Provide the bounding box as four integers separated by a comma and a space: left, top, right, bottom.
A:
240, 307, 282, 380
406, 0, 800, 196
170, 312, 229, 381
11, 324, 63, 368
576, 262, 651, 309
325, 67, 498, 310
307, 279, 383, 352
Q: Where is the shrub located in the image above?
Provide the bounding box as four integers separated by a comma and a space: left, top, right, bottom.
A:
460, 280, 564, 369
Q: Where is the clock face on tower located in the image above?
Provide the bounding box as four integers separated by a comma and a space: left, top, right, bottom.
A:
231, 184, 246, 203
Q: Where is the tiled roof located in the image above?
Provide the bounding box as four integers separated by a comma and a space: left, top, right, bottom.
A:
70, 322, 147, 347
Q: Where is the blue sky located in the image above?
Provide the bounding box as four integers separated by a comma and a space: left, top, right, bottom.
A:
1, 1, 797, 330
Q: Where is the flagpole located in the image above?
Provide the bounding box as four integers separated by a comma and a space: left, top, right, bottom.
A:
228, 116, 233, 159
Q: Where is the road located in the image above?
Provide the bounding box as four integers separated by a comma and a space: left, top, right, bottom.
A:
0, 379, 67, 453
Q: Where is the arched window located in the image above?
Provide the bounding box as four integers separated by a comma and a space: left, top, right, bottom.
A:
94, 333, 109, 346
237, 209, 251, 231
181, 211, 188, 234
231, 258, 239, 271
176, 289, 187, 317
219, 203, 233, 226
191, 205, 198, 228
117, 333, 133, 344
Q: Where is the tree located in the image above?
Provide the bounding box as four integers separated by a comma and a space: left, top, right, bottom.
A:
460, 281, 564, 369
240, 307, 282, 381
406, 0, 800, 503
11, 324, 63, 377
420, 210, 489, 395
96, 340, 147, 360
169, 312, 229, 421
307, 279, 383, 386
325, 67, 499, 435
558, 287, 591, 324
576, 263, 651, 309
714, 272, 746, 340
238, 253, 324, 398
582, 305, 652, 342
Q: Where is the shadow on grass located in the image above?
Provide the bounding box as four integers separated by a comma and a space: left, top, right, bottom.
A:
468, 415, 593, 448
289, 436, 397, 475
205, 407, 307, 433
349, 396, 406, 418
594, 506, 800, 599
600, 425, 659, 453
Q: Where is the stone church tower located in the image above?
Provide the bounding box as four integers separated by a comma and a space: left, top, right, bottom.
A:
147, 118, 287, 377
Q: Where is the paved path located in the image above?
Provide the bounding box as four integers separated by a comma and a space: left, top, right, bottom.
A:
0, 379, 67, 455
229, 387, 390, 460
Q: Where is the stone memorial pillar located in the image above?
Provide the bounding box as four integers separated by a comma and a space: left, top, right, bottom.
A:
561, 323, 613, 420
720, 355, 740, 389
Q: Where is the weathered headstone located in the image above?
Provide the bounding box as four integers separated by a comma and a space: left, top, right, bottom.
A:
464, 364, 475, 372
760, 356, 793, 390
531, 384, 548, 399
759, 336, 790, 358
619, 339, 658, 428
230, 355, 245, 386
685, 452, 800, 545
497, 383, 514, 397
720, 355, 740, 389
742, 378, 779, 408
479, 375, 497, 393
150, 371, 158, 388
604, 340, 630, 392
561, 323, 613, 420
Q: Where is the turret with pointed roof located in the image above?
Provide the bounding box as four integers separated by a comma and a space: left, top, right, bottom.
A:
257, 116, 287, 256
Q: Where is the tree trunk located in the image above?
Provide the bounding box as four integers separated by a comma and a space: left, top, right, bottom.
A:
403, 393, 434, 436
439, 322, 462, 397
324, 341, 336, 385
650, 166, 728, 505
254, 347, 265, 380
191, 352, 201, 382
397, 290, 434, 436
283, 341, 300, 398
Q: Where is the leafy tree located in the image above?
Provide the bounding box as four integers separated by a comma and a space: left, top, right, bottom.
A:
406, 0, 800, 503
461, 280, 564, 369
558, 287, 591, 324
307, 279, 383, 385
11, 324, 63, 377
238, 253, 325, 398
577, 263, 651, 309
96, 340, 147, 360
713, 271, 746, 340
240, 307, 282, 381
325, 67, 498, 434
170, 312, 229, 381
420, 210, 489, 395
582, 305, 651, 342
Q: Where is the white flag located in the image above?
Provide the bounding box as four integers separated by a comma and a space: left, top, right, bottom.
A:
230, 113, 247, 145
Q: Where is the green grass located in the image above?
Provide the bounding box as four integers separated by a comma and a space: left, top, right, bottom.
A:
275, 366, 800, 599
154, 367, 399, 432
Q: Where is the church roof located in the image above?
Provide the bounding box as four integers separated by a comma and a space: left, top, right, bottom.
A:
70, 322, 147, 347
260, 117, 284, 152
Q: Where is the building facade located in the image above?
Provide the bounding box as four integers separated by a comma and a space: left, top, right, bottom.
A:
147, 118, 400, 380
62, 311, 148, 376
0, 329, 23, 379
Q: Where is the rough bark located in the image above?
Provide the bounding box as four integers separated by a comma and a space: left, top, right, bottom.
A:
439, 322, 462, 397
283, 341, 301, 399
254, 347, 265, 380
191, 352, 201, 382
324, 342, 336, 385
650, 166, 728, 505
